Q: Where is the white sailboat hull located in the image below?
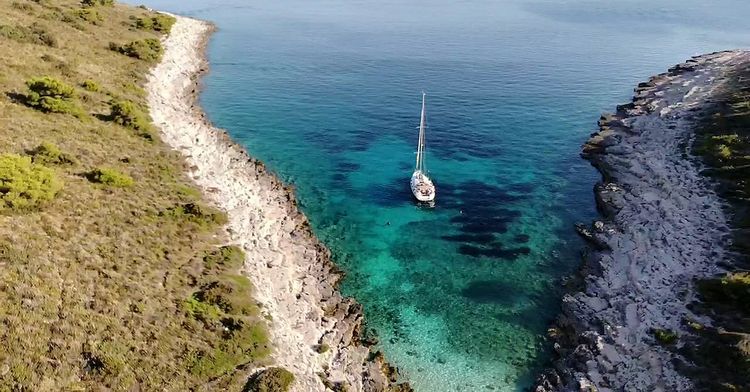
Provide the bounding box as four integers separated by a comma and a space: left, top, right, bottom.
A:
411, 170, 435, 202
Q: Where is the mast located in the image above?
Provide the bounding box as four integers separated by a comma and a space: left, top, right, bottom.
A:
416, 92, 426, 172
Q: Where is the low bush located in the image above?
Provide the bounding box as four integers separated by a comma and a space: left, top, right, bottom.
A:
0, 23, 56, 47
244, 367, 295, 392
109, 100, 151, 132
81, 0, 114, 7
190, 319, 270, 379
698, 272, 750, 312
87, 167, 134, 187
24, 76, 85, 118
196, 274, 258, 316
29, 142, 77, 165
0, 154, 62, 212
81, 79, 100, 92
83, 341, 128, 376
203, 245, 245, 272
652, 329, 678, 345
184, 295, 221, 323
72, 8, 102, 24
11, 2, 34, 12
110, 38, 163, 62
135, 14, 175, 33
161, 202, 228, 228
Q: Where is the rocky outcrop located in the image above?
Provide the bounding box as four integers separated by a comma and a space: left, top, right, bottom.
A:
535, 51, 750, 392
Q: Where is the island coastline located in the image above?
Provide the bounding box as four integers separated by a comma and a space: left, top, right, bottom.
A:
536, 50, 750, 391
146, 15, 408, 392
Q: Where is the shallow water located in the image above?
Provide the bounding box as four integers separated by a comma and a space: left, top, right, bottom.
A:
134, 0, 750, 389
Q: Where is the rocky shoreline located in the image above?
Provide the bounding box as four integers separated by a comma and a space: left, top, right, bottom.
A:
146, 15, 409, 392
535, 51, 750, 391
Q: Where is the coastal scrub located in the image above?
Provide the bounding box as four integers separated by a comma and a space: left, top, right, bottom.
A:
0, 0, 272, 390
24, 76, 85, 118
0, 154, 62, 211
110, 38, 163, 62
244, 367, 296, 392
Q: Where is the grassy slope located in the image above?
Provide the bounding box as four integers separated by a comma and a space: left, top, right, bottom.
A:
680, 61, 750, 392
0, 1, 279, 391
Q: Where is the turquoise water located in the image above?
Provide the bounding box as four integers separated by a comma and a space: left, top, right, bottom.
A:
136, 1, 750, 390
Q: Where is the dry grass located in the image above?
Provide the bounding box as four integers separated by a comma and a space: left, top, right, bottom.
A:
0, 1, 273, 390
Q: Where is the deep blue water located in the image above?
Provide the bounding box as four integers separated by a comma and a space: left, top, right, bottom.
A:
134, 1, 750, 390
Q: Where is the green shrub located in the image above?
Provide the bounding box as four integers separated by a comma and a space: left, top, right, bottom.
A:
135, 14, 175, 33
184, 295, 221, 323
87, 167, 134, 187
110, 38, 163, 62
203, 245, 245, 272
244, 367, 295, 392
315, 343, 330, 354
190, 320, 270, 379
81, 79, 100, 92
29, 142, 77, 165
0, 154, 62, 212
196, 274, 258, 316
0, 23, 56, 47
84, 341, 128, 376
698, 272, 750, 312
109, 100, 151, 132
24, 76, 85, 118
81, 0, 114, 7
716, 144, 732, 159
72, 8, 102, 24
652, 329, 678, 345
11, 2, 34, 12
160, 202, 228, 228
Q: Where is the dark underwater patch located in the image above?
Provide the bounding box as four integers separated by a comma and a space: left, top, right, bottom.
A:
442, 233, 496, 244
514, 234, 530, 243
458, 245, 530, 259
462, 280, 522, 304
337, 161, 361, 172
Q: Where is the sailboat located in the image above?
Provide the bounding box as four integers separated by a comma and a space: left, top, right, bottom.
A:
411, 92, 436, 202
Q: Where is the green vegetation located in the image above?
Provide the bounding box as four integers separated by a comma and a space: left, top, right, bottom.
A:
0, 0, 272, 390
24, 76, 85, 118
652, 329, 678, 345
160, 202, 229, 228
684, 62, 750, 391
0, 22, 57, 47
29, 141, 77, 165
0, 154, 62, 211
109, 99, 151, 132
244, 367, 296, 392
72, 7, 102, 24
110, 38, 163, 62
315, 343, 330, 354
135, 13, 175, 33
87, 167, 134, 187
81, 0, 114, 6
196, 274, 258, 316
203, 245, 246, 272
81, 79, 100, 92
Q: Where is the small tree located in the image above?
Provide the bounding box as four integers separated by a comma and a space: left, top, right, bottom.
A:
29, 142, 77, 165
109, 100, 151, 131
135, 14, 175, 33
111, 39, 163, 62
87, 167, 134, 187
24, 76, 85, 118
244, 368, 295, 392
0, 154, 63, 211
81, 0, 114, 7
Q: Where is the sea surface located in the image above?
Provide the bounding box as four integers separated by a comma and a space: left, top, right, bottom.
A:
133, 0, 750, 390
